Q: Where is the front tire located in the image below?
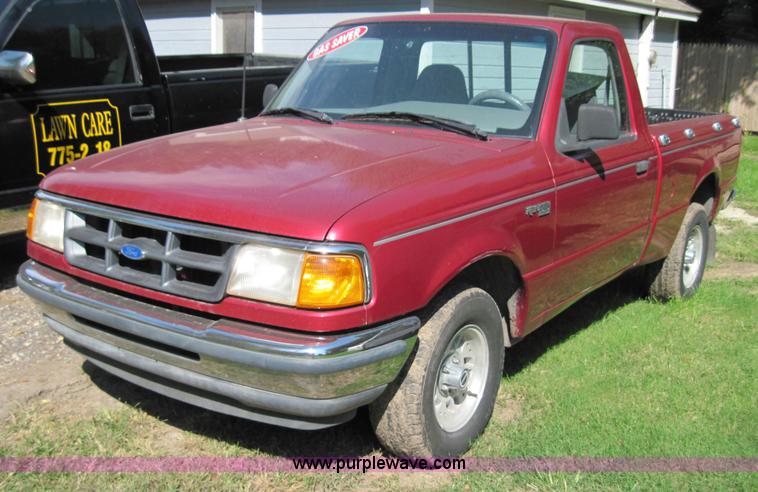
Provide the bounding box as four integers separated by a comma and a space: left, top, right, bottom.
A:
648, 202, 709, 300
369, 286, 504, 456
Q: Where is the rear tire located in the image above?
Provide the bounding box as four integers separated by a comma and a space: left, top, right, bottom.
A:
369, 286, 504, 456
648, 203, 709, 300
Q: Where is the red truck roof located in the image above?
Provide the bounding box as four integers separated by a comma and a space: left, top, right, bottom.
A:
336, 13, 617, 35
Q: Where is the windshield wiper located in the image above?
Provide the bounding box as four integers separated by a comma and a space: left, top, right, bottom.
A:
342, 112, 488, 140
260, 107, 333, 124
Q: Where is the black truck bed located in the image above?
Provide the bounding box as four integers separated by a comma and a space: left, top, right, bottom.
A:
646, 108, 718, 125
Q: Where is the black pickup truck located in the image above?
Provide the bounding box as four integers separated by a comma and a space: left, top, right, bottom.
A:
0, 0, 296, 212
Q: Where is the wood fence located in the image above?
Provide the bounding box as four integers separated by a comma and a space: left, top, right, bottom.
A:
676, 43, 758, 132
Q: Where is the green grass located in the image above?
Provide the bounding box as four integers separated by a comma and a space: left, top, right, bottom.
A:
717, 220, 758, 263
3, 280, 755, 491
2, 139, 757, 491
713, 133, 758, 265
455, 277, 757, 491
736, 134, 758, 214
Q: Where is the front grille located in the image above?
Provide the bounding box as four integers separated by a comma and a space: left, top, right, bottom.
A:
64, 207, 237, 302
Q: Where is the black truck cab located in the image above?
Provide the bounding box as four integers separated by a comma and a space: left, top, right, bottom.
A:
0, 0, 295, 210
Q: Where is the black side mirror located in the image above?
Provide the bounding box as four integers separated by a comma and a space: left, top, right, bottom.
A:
577, 104, 620, 141
0, 50, 36, 85
262, 83, 278, 108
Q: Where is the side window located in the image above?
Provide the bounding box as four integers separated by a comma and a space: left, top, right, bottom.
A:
560, 40, 629, 136
4, 0, 135, 90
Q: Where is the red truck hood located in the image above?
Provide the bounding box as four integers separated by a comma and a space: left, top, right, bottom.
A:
41, 118, 522, 240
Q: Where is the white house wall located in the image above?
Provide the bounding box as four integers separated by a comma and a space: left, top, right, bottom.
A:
436, 1, 645, 99
261, 0, 419, 56
139, 0, 212, 55
584, 8, 639, 74
435, 0, 537, 15
135, 0, 682, 107
648, 18, 677, 108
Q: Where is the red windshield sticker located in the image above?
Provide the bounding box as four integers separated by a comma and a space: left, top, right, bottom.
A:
307, 26, 368, 61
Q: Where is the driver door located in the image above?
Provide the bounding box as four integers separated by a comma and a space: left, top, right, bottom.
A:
545, 39, 658, 307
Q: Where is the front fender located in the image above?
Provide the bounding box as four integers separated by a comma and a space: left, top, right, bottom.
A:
362, 205, 553, 331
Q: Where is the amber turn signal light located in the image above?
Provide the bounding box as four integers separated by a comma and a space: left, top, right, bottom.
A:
26, 198, 39, 239
297, 254, 364, 309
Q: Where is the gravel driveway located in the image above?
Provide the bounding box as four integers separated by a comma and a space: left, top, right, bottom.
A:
0, 239, 121, 421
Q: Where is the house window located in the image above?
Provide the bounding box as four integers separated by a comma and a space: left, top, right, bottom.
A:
212, 0, 260, 54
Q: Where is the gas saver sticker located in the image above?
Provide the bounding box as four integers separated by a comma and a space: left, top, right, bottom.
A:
29, 99, 122, 176
307, 25, 368, 61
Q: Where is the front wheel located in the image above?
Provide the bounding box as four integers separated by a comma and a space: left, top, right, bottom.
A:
648, 202, 709, 300
369, 286, 504, 456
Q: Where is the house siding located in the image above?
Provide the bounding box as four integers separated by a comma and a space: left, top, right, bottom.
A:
648, 18, 677, 108
585, 8, 640, 74
138, 0, 212, 55
135, 0, 683, 106
261, 0, 419, 56
436, 0, 643, 95
435, 0, 537, 15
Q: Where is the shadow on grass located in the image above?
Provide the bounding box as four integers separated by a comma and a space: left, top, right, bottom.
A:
82, 269, 646, 457
504, 269, 645, 376
83, 361, 381, 456
0, 235, 27, 291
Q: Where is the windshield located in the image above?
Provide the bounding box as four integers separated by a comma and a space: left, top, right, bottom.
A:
268, 21, 555, 138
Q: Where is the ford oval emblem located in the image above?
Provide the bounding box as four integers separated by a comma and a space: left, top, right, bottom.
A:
120, 244, 146, 260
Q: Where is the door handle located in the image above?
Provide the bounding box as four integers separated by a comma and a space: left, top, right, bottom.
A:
635, 160, 650, 175
129, 104, 155, 121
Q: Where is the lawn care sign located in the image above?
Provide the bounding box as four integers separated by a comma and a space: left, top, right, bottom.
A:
29, 99, 122, 176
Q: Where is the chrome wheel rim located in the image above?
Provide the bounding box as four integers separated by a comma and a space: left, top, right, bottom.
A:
433, 324, 489, 432
682, 225, 704, 289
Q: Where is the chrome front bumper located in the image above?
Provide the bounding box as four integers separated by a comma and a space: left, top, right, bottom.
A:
17, 261, 418, 429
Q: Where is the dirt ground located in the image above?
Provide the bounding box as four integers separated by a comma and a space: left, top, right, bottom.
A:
0, 207, 755, 441
0, 207, 27, 237
0, 240, 133, 424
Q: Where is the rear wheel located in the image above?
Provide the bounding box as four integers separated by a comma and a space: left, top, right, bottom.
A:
648, 203, 709, 300
369, 286, 504, 456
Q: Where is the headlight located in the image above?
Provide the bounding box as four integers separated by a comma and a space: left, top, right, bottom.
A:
227, 244, 305, 305
27, 198, 65, 252
227, 244, 366, 309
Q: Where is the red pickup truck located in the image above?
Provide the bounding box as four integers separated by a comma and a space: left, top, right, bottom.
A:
18, 14, 741, 456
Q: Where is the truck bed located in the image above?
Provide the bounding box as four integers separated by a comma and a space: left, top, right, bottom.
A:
157, 53, 299, 73
159, 54, 298, 132
646, 108, 737, 147
646, 107, 741, 219
645, 108, 718, 125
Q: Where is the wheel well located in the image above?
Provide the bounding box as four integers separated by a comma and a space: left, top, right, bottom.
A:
449, 255, 524, 347
691, 173, 718, 218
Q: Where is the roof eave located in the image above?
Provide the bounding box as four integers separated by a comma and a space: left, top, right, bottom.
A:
559, 0, 699, 22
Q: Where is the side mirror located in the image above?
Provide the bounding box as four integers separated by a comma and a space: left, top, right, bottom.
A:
262, 83, 278, 108
577, 104, 620, 141
0, 50, 36, 85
